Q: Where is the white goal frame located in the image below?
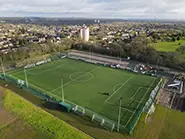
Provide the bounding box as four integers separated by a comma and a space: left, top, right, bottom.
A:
74, 105, 85, 115
91, 114, 115, 131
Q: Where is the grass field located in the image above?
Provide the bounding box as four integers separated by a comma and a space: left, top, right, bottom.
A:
150, 40, 185, 52
0, 87, 52, 139
1, 81, 185, 139
0, 119, 53, 139
8, 58, 159, 132
2, 89, 90, 139
132, 105, 185, 139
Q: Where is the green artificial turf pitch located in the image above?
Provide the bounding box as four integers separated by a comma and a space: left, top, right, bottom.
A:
8, 58, 159, 131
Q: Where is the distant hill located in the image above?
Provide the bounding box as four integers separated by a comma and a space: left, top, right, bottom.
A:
0, 17, 185, 25
0, 17, 124, 25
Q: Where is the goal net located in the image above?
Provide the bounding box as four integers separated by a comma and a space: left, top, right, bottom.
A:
17, 79, 25, 86
91, 114, 115, 131
148, 104, 155, 114
73, 105, 85, 115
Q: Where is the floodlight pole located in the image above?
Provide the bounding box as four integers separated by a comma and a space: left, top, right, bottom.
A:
117, 97, 122, 132
61, 78, 65, 102
24, 68, 28, 87
0, 57, 6, 76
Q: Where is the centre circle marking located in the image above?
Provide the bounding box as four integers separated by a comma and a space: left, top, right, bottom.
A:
69, 72, 93, 82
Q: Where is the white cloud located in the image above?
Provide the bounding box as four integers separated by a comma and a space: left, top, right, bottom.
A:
0, 0, 184, 19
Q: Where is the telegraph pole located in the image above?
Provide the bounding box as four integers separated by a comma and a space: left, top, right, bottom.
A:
117, 97, 123, 132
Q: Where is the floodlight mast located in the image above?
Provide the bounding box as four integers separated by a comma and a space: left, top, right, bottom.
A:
61, 78, 65, 102
24, 68, 29, 87
117, 97, 122, 132
0, 57, 6, 76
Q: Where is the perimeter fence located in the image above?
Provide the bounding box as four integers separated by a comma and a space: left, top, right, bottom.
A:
0, 53, 164, 134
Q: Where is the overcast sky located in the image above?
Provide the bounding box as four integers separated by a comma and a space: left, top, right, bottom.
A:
0, 0, 185, 20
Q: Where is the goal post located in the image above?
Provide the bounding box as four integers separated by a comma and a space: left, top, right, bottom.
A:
17, 79, 25, 86
91, 114, 115, 132
74, 105, 85, 115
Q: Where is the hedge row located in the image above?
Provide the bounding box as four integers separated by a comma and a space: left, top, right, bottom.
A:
2, 89, 91, 139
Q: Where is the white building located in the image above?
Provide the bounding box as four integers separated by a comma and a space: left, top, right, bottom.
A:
80, 27, 89, 42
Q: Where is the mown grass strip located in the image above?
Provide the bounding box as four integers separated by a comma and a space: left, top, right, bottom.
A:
2, 89, 92, 139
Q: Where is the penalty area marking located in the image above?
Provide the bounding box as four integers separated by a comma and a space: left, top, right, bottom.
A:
113, 83, 124, 92
105, 101, 134, 113
105, 77, 133, 103
27, 64, 66, 75
131, 87, 142, 100
123, 77, 156, 128
30, 59, 63, 70
8, 61, 65, 75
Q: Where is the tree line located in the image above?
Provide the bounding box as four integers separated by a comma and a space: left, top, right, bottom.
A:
72, 37, 185, 71
1, 36, 185, 71
0, 38, 73, 70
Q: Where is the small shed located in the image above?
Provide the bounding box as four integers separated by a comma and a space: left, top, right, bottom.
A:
59, 102, 72, 112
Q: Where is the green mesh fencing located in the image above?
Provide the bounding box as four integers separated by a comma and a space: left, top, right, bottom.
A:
5, 75, 18, 85
0, 56, 164, 135
27, 83, 62, 102
1, 73, 162, 134
49, 53, 67, 61
49, 55, 60, 61
2, 74, 61, 102
22, 86, 47, 100
65, 100, 117, 132
126, 77, 163, 134
0, 73, 5, 80
128, 107, 143, 134
144, 78, 164, 113
119, 126, 130, 134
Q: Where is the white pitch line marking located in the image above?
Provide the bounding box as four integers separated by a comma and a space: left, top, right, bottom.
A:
105, 101, 134, 113
105, 77, 133, 103
131, 87, 142, 100
50, 67, 101, 93
124, 78, 156, 127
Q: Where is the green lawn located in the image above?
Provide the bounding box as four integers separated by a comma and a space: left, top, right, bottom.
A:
158, 108, 185, 139
132, 105, 185, 139
3, 89, 91, 139
0, 119, 53, 139
1, 80, 185, 139
8, 58, 158, 133
150, 40, 185, 52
